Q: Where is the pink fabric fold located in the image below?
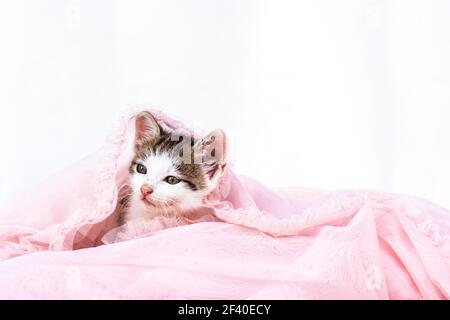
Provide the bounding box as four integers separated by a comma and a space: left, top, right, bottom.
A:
0, 107, 449, 299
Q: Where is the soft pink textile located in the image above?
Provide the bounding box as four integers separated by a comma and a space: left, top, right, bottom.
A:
0, 107, 449, 299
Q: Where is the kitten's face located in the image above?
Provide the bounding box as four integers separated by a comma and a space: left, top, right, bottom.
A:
129, 112, 227, 215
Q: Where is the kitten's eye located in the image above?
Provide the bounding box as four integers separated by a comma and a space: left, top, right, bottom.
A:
136, 164, 147, 174
165, 176, 180, 185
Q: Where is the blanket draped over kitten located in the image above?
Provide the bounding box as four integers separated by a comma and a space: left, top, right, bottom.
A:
0, 107, 449, 299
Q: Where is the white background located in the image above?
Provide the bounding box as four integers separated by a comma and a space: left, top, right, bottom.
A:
0, 0, 449, 209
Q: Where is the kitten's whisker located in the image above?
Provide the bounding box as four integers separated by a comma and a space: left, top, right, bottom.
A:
161, 204, 172, 217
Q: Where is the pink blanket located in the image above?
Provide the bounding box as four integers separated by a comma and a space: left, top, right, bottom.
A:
0, 107, 449, 299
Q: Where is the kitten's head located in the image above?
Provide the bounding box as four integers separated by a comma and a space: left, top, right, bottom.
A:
129, 111, 227, 214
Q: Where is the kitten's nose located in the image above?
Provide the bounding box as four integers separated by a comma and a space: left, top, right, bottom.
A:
140, 185, 154, 197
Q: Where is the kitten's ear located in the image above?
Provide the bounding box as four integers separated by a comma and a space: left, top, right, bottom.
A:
134, 111, 160, 147
195, 129, 228, 179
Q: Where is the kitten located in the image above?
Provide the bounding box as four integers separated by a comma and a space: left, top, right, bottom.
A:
119, 111, 227, 224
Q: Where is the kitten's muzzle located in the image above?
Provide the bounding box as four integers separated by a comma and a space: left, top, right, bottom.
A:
140, 185, 154, 197
140, 185, 156, 207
